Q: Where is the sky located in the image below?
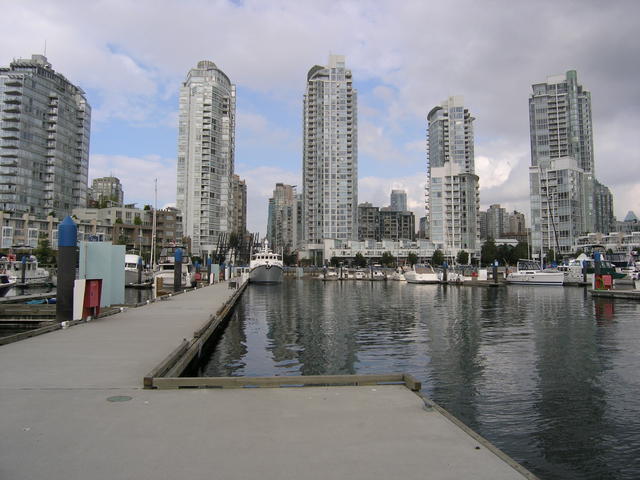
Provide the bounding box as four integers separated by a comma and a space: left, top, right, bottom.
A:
2, 0, 639, 235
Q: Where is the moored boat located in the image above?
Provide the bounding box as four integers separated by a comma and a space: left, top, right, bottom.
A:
405, 264, 441, 284
153, 246, 196, 288
249, 241, 283, 284
125, 253, 153, 286
0, 255, 52, 286
505, 259, 564, 286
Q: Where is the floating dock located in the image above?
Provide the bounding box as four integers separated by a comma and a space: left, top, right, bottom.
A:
0, 276, 537, 480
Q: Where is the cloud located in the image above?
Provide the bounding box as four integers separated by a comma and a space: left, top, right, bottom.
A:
3, 0, 639, 229
89, 154, 176, 209
235, 166, 300, 235
359, 173, 426, 217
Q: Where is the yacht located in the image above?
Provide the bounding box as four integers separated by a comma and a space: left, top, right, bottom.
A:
405, 264, 441, 284
388, 267, 406, 281
505, 260, 564, 286
1, 255, 52, 286
0, 273, 16, 296
369, 269, 386, 281
249, 241, 283, 283
153, 247, 196, 288
124, 253, 153, 286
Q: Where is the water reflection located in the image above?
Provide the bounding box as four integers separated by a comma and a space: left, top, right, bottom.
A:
197, 279, 640, 479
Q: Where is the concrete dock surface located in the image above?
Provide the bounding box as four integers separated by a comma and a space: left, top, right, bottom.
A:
0, 279, 535, 480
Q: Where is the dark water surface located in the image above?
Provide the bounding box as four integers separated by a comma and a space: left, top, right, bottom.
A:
198, 279, 639, 479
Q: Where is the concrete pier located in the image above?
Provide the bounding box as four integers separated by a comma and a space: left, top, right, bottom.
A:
0, 277, 537, 480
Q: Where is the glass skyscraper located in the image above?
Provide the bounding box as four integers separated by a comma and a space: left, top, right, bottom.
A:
0, 54, 90, 217
426, 96, 479, 257
302, 55, 358, 245
528, 70, 612, 256
176, 60, 236, 256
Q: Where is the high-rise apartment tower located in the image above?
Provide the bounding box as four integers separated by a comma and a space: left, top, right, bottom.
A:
177, 60, 236, 255
426, 96, 479, 256
303, 55, 358, 245
390, 189, 408, 211
0, 55, 91, 217
528, 70, 612, 255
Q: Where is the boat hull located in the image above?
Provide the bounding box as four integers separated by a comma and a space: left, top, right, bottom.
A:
506, 272, 564, 286
405, 273, 440, 284
250, 265, 283, 283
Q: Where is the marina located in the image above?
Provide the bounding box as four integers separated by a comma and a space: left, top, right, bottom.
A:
195, 279, 640, 480
0, 278, 537, 480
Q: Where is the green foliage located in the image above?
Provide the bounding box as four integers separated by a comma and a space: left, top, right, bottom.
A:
133, 216, 142, 225
545, 248, 556, 263
456, 250, 469, 265
114, 218, 123, 224
431, 249, 444, 266
283, 252, 298, 266
143, 204, 152, 210
329, 256, 341, 267
481, 238, 498, 266
353, 252, 368, 268
33, 237, 55, 265
380, 251, 395, 268
406, 251, 418, 267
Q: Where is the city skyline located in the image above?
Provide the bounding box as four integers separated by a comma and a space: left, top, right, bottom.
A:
1, 1, 638, 235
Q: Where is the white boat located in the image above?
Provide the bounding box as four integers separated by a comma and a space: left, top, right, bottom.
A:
153, 247, 197, 288
405, 264, 441, 284
369, 269, 386, 281
249, 241, 283, 284
125, 253, 153, 286
319, 268, 339, 281
1, 255, 51, 286
0, 273, 16, 296
506, 259, 564, 286
388, 268, 406, 281
353, 270, 367, 280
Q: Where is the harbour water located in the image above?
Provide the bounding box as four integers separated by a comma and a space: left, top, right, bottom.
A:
196, 278, 640, 480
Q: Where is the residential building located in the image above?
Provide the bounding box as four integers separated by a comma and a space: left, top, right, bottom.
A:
266, 183, 298, 253
230, 174, 247, 236
485, 204, 506, 240
176, 60, 236, 256
426, 96, 480, 258
90, 176, 124, 207
0, 54, 91, 217
593, 179, 615, 234
479, 211, 488, 240
358, 203, 415, 241
357, 202, 380, 241
528, 70, 613, 254
417, 216, 428, 239
302, 55, 358, 246
389, 189, 407, 211
380, 208, 415, 241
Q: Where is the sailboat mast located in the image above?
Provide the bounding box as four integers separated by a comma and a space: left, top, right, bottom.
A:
150, 178, 157, 267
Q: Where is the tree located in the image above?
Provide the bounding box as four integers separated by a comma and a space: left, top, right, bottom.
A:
406, 251, 418, 267
456, 250, 469, 265
513, 242, 529, 261
353, 252, 367, 268
380, 251, 395, 268
33, 236, 55, 265
481, 237, 498, 266
329, 256, 341, 267
133, 216, 142, 226
432, 249, 444, 266
114, 218, 123, 224
544, 248, 556, 265
143, 204, 152, 211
